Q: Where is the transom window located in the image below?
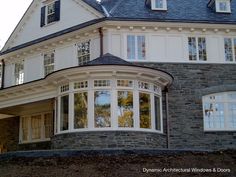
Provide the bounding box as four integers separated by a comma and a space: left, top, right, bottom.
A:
203, 92, 236, 131
127, 35, 146, 60
151, 0, 167, 10
20, 112, 53, 143
44, 52, 55, 76
224, 38, 236, 62
215, 0, 231, 13
188, 37, 207, 61
57, 79, 163, 133
78, 41, 90, 66
14, 61, 24, 85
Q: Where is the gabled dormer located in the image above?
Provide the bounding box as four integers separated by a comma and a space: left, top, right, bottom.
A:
145, 0, 167, 11
208, 0, 231, 13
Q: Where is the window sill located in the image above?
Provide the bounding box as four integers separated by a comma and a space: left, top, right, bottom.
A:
19, 139, 51, 145
204, 129, 236, 132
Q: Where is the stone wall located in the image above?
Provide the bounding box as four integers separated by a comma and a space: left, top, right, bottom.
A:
52, 131, 167, 150
0, 117, 19, 152
139, 63, 236, 150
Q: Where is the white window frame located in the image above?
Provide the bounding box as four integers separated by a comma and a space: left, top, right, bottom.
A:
56, 78, 163, 134
46, 1, 56, 24
14, 61, 24, 85
224, 37, 236, 62
151, 0, 167, 10
203, 92, 236, 131
44, 51, 55, 76
126, 34, 146, 60
19, 112, 53, 144
215, 0, 231, 13
77, 40, 91, 66
188, 37, 207, 61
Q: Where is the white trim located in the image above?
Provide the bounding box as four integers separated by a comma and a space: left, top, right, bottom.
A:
57, 78, 163, 134
203, 91, 236, 131
19, 111, 53, 144
215, 0, 231, 13
151, 0, 167, 11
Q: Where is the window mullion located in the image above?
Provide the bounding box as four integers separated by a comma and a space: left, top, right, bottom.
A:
133, 81, 140, 129
88, 80, 94, 129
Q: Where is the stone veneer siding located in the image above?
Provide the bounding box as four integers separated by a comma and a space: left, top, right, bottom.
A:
0, 117, 19, 152
138, 63, 236, 150
52, 131, 167, 150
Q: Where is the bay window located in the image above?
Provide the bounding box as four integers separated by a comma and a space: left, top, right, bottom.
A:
57, 79, 163, 133
203, 92, 236, 131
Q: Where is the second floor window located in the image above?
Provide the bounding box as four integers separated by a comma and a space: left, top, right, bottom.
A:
15, 62, 24, 85
224, 38, 236, 62
188, 37, 207, 61
78, 41, 90, 66
216, 0, 231, 13
44, 52, 55, 76
127, 35, 146, 60
152, 0, 167, 10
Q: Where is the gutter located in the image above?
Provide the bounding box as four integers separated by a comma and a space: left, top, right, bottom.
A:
1, 59, 5, 89
99, 28, 104, 57
165, 86, 170, 149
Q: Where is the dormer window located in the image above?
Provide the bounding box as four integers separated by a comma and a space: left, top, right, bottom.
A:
40, 0, 60, 27
151, 0, 167, 10
216, 0, 231, 13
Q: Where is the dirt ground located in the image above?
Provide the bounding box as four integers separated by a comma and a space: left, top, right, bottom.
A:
0, 150, 235, 177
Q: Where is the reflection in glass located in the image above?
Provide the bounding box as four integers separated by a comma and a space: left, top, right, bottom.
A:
188, 37, 197, 60
74, 92, 88, 129
94, 91, 111, 128
224, 38, 233, 61
155, 96, 161, 130
60, 95, 69, 131
118, 91, 134, 127
127, 35, 135, 60
140, 93, 151, 129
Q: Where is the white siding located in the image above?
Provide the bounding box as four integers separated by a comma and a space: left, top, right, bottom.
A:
11, 0, 101, 48
55, 45, 75, 70
24, 54, 43, 82
149, 35, 166, 62
4, 64, 14, 87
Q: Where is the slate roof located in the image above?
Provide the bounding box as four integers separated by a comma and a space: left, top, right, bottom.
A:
85, 0, 236, 24
85, 53, 134, 66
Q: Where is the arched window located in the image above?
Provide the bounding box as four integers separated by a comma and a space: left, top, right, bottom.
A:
203, 92, 236, 131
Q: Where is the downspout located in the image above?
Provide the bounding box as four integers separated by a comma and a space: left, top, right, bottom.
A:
1, 59, 5, 89
165, 86, 170, 149
99, 28, 103, 57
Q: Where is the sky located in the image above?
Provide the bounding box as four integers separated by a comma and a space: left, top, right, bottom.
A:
0, 0, 33, 49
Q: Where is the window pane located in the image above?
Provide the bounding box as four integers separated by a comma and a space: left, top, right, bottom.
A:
94, 91, 111, 128
118, 91, 134, 128
139, 93, 151, 129
117, 80, 133, 87
155, 96, 161, 130
198, 37, 207, 61
60, 95, 69, 131
127, 35, 135, 60
219, 2, 227, 11
31, 115, 42, 140
224, 38, 233, 61
15, 62, 24, 85
44, 52, 54, 76
229, 104, 236, 128
137, 36, 145, 60
155, 0, 164, 8
22, 117, 29, 141
94, 80, 110, 87
78, 41, 90, 66
47, 3, 56, 24
44, 113, 53, 139
188, 37, 197, 61
74, 92, 88, 129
